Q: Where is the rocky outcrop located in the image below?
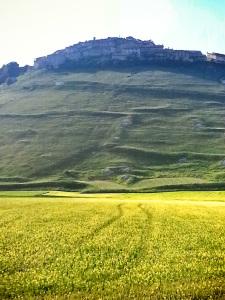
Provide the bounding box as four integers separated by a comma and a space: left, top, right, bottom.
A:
0, 62, 28, 85
34, 37, 207, 70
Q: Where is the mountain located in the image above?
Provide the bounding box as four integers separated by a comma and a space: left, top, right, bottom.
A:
0, 37, 225, 192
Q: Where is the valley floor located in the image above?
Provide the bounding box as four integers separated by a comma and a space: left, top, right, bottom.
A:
1, 191, 225, 299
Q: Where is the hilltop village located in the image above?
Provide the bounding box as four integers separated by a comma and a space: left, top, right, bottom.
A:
34, 37, 206, 69
0, 37, 225, 85
34, 37, 225, 69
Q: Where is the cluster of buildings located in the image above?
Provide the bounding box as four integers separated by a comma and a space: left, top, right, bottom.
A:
34, 37, 211, 70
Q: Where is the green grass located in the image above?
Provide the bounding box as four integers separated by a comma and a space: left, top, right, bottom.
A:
1, 191, 225, 299
0, 65, 225, 190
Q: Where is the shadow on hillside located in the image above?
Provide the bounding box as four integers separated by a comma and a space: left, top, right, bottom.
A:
53, 61, 225, 83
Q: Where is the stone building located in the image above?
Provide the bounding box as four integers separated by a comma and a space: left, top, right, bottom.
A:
207, 52, 225, 64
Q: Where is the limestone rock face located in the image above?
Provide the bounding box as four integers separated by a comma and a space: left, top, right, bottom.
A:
34, 37, 207, 70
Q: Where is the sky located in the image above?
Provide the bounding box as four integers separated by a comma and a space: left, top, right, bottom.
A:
0, 0, 225, 67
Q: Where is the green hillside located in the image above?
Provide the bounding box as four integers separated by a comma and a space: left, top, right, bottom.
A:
0, 64, 225, 191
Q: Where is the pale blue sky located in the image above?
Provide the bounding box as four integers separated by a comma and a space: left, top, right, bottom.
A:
0, 0, 225, 67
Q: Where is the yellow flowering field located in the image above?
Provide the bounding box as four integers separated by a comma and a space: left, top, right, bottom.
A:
1, 191, 225, 299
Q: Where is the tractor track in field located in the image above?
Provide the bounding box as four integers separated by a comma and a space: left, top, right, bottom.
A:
76, 204, 124, 247
138, 203, 153, 221
106, 203, 153, 281
62, 203, 153, 281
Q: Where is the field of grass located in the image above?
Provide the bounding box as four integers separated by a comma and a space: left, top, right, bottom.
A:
0, 64, 225, 190
1, 191, 225, 299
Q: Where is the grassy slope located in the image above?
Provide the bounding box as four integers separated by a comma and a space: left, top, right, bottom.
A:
1, 192, 225, 299
0, 64, 225, 190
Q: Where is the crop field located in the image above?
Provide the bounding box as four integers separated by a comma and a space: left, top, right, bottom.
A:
1, 191, 225, 299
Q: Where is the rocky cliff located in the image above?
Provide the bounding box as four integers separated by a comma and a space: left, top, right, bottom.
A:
34, 37, 207, 70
